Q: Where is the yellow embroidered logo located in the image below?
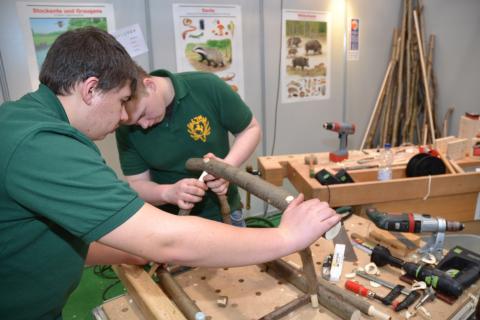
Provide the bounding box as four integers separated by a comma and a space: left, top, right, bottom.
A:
187, 115, 211, 142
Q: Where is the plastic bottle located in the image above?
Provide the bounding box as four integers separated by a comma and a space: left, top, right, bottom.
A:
377, 143, 393, 181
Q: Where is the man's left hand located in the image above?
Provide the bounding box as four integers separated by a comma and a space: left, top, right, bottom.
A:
203, 153, 229, 195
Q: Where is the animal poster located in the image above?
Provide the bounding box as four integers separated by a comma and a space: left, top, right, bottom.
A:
172, 4, 245, 99
281, 10, 331, 103
17, 2, 115, 90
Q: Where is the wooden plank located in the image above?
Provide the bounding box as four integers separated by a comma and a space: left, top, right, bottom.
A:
447, 139, 469, 160
357, 193, 478, 221
100, 294, 145, 320
113, 265, 187, 320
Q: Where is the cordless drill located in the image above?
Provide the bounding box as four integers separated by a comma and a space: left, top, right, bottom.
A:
366, 208, 464, 233
323, 122, 355, 162
371, 245, 480, 298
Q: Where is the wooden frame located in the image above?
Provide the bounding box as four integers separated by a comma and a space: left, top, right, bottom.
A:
258, 149, 480, 220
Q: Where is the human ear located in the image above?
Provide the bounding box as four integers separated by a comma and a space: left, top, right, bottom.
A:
81, 77, 99, 105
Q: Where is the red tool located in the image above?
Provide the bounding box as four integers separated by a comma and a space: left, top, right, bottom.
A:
323, 122, 355, 162
345, 280, 381, 301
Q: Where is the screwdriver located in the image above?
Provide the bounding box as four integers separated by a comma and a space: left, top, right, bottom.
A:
345, 280, 383, 302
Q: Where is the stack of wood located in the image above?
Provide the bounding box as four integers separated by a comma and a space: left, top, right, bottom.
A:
361, 0, 440, 150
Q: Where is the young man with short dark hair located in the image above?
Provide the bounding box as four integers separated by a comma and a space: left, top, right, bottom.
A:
0, 27, 339, 319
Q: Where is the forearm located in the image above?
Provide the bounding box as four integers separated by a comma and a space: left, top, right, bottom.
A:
224, 118, 261, 167
100, 204, 295, 268
154, 216, 293, 267
128, 179, 172, 206
86, 242, 147, 266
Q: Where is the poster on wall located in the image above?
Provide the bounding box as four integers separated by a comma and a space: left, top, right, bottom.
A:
281, 9, 331, 103
17, 2, 115, 90
172, 4, 245, 98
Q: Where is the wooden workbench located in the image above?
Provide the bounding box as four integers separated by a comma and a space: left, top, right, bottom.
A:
257, 149, 480, 221
106, 214, 480, 320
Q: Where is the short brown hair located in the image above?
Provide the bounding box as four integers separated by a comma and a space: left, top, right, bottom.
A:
39, 27, 137, 95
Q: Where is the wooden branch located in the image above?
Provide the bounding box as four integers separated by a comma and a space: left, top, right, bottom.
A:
156, 268, 203, 320
414, 10, 436, 144
263, 260, 362, 320
360, 61, 394, 149
259, 294, 310, 320
185, 157, 343, 308
392, 0, 408, 146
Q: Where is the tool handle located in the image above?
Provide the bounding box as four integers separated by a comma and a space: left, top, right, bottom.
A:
394, 290, 421, 312
345, 280, 370, 297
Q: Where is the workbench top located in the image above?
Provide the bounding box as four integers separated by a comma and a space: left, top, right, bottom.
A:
109, 214, 480, 320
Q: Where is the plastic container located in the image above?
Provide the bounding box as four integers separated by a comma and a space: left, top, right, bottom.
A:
377, 143, 393, 181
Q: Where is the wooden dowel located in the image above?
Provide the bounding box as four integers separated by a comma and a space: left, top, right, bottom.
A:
449, 159, 465, 174
217, 194, 232, 224
259, 294, 310, 320
156, 268, 203, 320
413, 10, 436, 144
437, 150, 456, 174
361, 61, 394, 150
263, 260, 362, 320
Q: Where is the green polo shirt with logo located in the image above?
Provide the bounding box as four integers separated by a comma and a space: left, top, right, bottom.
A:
0, 84, 144, 320
116, 70, 252, 221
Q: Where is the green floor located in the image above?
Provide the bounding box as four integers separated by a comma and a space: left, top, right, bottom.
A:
63, 266, 126, 320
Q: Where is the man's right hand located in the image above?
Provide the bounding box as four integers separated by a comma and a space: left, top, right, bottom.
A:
165, 178, 208, 209
278, 194, 340, 252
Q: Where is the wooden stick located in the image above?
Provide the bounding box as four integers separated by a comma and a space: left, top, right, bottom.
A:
437, 150, 456, 174
381, 31, 400, 146
360, 61, 394, 150
392, 0, 408, 147
449, 159, 465, 174
413, 10, 436, 144
263, 260, 362, 320
217, 194, 232, 224
259, 294, 310, 320
156, 268, 203, 320
185, 157, 342, 308
442, 107, 454, 137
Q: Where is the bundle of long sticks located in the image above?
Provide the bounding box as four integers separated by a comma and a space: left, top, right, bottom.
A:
361, 0, 440, 149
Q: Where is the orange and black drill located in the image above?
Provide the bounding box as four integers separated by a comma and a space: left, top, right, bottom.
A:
323, 122, 355, 162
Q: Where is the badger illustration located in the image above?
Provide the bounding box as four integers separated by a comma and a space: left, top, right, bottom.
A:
192, 46, 225, 68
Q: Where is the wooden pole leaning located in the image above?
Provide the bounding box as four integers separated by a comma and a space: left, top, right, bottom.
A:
185, 157, 342, 309
413, 9, 436, 144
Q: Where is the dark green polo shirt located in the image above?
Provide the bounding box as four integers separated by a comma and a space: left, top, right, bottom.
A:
0, 84, 144, 319
116, 70, 252, 221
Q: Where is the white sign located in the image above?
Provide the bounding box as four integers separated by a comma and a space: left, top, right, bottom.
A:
17, 2, 115, 89
348, 18, 360, 61
172, 4, 245, 98
112, 24, 148, 58
280, 9, 332, 103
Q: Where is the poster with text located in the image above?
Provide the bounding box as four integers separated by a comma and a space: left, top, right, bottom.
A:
17, 2, 115, 89
173, 4, 245, 99
281, 10, 331, 103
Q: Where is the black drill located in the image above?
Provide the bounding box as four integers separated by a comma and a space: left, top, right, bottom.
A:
371, 245, 465, 298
